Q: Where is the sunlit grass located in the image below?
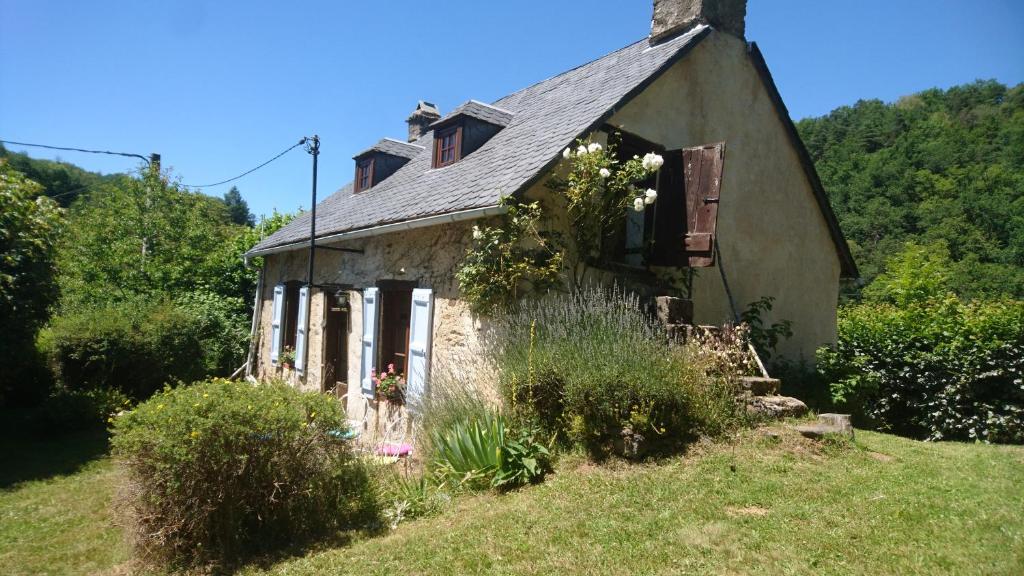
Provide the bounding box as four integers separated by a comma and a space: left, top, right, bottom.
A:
2, 428, 1022, 575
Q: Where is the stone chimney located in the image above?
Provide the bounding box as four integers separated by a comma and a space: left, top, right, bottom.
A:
406, 101, 441, 142
650, 0, 746, 45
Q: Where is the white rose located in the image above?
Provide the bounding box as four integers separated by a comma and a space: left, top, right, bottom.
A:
632, 197, 645, 212
650, 153, 664, 169
599, 168, 611, 178
577, 145, 588, 156
588, 142, 602, 153
645, 188, 658, 204
563, 147, 571, 159
472, 225, 482, 240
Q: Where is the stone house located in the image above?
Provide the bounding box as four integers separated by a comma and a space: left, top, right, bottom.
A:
244, 0, 857, 423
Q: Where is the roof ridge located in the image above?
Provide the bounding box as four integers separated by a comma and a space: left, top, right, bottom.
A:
381, 137, 424, 148
465, 99, 515, 115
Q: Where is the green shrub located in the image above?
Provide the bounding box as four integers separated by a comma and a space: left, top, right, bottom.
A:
819, 296, 1024, 443
173, 290, 250, 376
111, 379, 378, 569
491, 287, 745, 459
46, 298, 232, 400
27, 387, 130, 436
493, 424, 552, 488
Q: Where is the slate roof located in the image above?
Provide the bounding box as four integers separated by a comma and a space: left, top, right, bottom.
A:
353, 138, 423, 160
248, 25, 711, 255
432, 100, 514, 128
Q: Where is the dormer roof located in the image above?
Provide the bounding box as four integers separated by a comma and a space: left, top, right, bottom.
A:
353, 138, 424, 160
430, 100, 514, 129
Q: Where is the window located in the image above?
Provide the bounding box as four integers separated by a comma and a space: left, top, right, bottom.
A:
433, 125, 462, 168
355, 157, 374, 192
282, 282, 301, 350
378, 287, 413, 375
603, 131, 662, 266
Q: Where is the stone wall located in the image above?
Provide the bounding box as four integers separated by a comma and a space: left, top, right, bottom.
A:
254, 220, 493, 426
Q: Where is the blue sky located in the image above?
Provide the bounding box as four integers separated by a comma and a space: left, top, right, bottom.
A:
2, 0, 1022, 219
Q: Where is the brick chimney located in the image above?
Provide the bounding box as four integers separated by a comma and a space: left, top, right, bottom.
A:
650, 0, 746, 45
406, 101, 441, 142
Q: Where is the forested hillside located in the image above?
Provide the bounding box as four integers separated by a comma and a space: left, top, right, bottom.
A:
797, 80, 1024, 299
0, 145, 120, 207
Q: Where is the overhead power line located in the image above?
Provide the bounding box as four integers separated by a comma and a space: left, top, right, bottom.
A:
0, 138, 151, 165
182, 138, 308, 188
2, 136, 309, 190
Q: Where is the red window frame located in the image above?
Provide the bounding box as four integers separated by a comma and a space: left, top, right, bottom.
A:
433, 125, 462, 168
355, 157, 374, 192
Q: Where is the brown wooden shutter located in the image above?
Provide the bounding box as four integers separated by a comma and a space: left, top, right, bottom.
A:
682, 142, 726, 267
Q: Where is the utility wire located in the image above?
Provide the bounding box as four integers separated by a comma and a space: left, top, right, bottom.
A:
0, 139, 150, 165
3, 136, 309, 190
182, 138, 308, 188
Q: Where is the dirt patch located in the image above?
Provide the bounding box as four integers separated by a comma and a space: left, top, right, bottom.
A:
868, 451, 894, 462
726, 505, 769, 517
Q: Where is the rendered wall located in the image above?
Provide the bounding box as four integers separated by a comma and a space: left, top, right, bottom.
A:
606, 31, 841, 361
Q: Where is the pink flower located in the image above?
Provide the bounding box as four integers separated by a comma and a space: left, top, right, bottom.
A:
387, 363, 395, 373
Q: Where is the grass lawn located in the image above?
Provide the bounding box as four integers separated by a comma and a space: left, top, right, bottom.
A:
2, 427, 1022, 575
0, 431, 128, 576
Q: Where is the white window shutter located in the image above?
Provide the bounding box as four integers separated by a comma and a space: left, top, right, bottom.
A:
360, 287, 380, 398
625, 208, 644, 267
406, 288, 434, 406
294, 286, 311, 374
270, 284, 285, 364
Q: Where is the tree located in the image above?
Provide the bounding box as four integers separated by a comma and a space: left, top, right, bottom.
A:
223, 186, 254, 227
0, 161, 63, 404
199, 210, 295, 316
57, 169, 235, 310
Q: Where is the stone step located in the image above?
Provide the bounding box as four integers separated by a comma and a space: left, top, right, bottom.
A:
746, 395, 808, 419
792, 413, 854, 439
739, 376, 780, 396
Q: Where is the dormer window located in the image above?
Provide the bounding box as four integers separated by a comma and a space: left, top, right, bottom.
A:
430, 100, 513, 169
352, 138, 423, 192
355, 158, 374, 192
434, 126, 462, 168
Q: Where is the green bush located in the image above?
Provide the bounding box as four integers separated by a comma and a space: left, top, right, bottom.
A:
45, 297, 241, 400
819, 296, 1024, 443
491, 288, 744, 459
111, 379, 378, 569
27, 387, 130, 436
